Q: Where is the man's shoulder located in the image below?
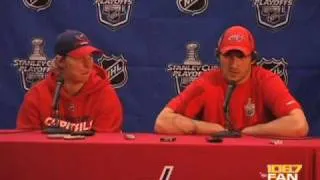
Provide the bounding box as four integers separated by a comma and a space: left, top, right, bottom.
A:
253, 66, 279, 80
195, 69, 222, 87
86, 72, 115, 95
26, 77, 51, 96
199, 68, 221, 81
252, 66, 285, 90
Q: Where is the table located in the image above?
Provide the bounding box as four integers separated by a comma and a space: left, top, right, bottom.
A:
0, 130, 319, 180
316, 150, 320, 180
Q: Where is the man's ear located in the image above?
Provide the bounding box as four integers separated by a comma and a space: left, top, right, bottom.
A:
215, 48, 220, 64
215, 48, 220, 58
250, 51, 259, 65
55, 55, 66, 68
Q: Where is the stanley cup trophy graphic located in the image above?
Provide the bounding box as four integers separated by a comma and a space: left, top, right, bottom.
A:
22, 38, 48, 89
184, 42, 201, 65
29, 38, 46, 61
13, 38, 52, 91
177, 42, 202, 92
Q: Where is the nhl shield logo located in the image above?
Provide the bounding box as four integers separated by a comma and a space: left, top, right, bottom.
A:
252, 0, 294, 29
23, 0, 52, 11
96, 0, 134, 30
177, 0, 208, 16
257, 58, 288, 85
96, 54, 128, 88
13, 38, 52, 91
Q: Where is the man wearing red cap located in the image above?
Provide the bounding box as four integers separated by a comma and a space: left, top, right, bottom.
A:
16, 30, 123, 133
154, 25, 309, 137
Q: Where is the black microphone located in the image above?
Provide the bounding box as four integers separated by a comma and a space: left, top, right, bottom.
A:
223, 81, 236, 112
42, 75, 69, 134
212, 80, 241, 138
52, 75, 64, 116
71, 130, 96, 136
223, 80, 236, 130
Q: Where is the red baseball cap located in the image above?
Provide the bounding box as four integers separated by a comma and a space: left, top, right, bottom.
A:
218, 26, 256, 56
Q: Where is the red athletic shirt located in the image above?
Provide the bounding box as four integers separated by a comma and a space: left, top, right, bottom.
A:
168, 66, 301, 130
16, 64, 123, 132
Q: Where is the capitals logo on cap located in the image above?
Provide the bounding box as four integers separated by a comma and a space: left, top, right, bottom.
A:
228, 34, 244, 42
74, 33, 90, 47
23, 0, 52, 12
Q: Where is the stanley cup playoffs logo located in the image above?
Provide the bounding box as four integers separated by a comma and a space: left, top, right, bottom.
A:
13, 38, 52, 91
252, 0, 294, 30
95, 0, 134, 30
96, 54, 128, 88
177, 0, 208, 16
167, 42, 216, 94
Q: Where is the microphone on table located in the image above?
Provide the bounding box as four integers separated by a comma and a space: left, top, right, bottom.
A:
71, 130, 95, 136
212, 80, 241, 138
42, 75, 69, 134
62, 126, 95, 139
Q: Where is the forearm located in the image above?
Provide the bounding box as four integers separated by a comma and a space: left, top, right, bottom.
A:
193, 119, 226, 135
242, 109, 309, 137
155, 108, 225, 135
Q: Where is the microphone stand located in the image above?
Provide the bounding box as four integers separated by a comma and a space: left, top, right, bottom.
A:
42, 75, 94, 136
212, 81, 241, 138
71, 130, 95, 136
42, 76, 69, 135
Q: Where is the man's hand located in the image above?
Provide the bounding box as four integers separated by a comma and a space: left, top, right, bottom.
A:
241, 126, 256, 135
155, 107, 228, 135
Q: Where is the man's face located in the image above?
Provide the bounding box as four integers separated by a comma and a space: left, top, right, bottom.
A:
219, 50, 253, 84
62, 55, 94, 83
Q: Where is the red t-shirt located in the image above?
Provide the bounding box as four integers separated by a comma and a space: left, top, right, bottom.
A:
16, 64, 123, 132
167, 66, 301, 130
